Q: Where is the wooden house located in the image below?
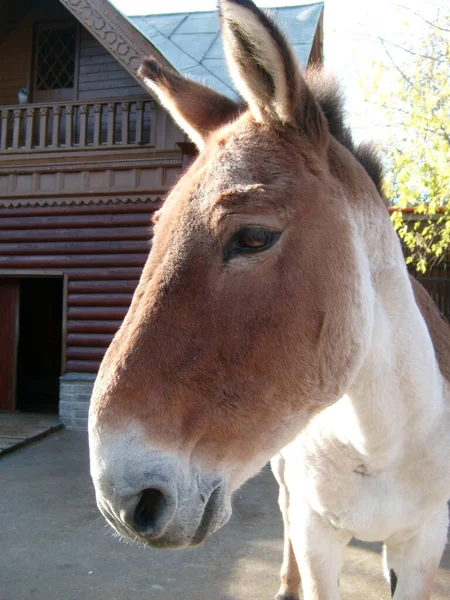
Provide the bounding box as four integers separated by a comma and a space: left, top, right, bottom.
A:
0, 0, 324, 427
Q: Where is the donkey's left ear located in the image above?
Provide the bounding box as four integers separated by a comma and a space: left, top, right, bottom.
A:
220, 0, 327, 145
138, 57, 241, 149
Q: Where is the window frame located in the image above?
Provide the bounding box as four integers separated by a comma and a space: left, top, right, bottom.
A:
31, 20, 80, 104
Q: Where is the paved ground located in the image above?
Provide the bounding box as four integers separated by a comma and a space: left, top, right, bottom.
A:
0, 413, 61, 456
1, 430, 449, 600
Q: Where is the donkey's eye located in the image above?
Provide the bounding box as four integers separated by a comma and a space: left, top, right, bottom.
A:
225, 227, 281, 261
237, 227, 278, 250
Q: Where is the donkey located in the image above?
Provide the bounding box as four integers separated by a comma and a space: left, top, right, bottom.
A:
88, 0, 450, 598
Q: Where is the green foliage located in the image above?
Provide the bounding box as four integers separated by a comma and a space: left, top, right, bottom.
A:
368, 9, 450, 272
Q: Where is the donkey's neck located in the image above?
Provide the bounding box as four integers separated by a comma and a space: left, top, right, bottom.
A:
330, 223, 445, 466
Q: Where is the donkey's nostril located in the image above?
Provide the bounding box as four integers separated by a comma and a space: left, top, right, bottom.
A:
133, 488, 169, 536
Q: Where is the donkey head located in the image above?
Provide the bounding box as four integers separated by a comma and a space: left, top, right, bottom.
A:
89, 0, 382, 548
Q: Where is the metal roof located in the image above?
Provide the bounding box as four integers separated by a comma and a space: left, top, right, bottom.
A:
126, 4, 324, 99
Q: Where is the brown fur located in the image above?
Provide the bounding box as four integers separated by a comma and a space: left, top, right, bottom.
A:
92, 115, 364, 466
410, 275, 450, 383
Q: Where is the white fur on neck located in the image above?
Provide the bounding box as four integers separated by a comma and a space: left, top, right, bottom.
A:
283, 209, 450, 543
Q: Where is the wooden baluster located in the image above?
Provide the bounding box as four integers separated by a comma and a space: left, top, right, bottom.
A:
149, 100, 157, 146
93, 104, 101, 147
52, 105, 61, 148
12, 109, 22, 150
65, 105, 73, 148
135, 101, 144, 145
1, 109, 9, 151
107, 103, 116, 146
25, 108, 35, 149
121, 102, 130, 145
79, 104, 88, 147
39, 107, 49, 149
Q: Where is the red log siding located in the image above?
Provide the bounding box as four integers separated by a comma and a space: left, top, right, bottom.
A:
0, 201, 158, 374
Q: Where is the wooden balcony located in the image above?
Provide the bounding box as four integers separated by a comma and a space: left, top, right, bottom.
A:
0, 97, 155, 154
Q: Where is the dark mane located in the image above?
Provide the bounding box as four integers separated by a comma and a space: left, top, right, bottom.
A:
306, 66, 384, 197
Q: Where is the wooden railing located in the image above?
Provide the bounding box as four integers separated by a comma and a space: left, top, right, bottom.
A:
0, 98, 155, 153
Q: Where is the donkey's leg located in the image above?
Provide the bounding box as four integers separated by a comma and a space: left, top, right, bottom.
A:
288, 497, 351, 600
271, 455, 301, 600
384, 506, 449, 600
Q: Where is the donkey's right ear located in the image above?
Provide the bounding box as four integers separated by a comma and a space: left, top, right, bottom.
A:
138, 58, 241, 150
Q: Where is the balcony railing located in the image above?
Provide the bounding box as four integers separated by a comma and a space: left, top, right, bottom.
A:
0, 98, 155, 153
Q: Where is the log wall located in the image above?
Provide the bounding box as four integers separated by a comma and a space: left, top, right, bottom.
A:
0, 201, 159, 374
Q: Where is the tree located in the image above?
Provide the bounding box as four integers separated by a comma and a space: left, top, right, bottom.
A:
367, 5, 450, 272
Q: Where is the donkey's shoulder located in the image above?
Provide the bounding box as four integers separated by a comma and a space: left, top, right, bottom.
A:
410, 275, 450, 384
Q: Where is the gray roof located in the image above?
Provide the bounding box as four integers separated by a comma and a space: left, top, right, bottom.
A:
126, 4, 324, 99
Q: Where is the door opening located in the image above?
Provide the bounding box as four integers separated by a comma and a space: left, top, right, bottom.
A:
16, 278, 63, 414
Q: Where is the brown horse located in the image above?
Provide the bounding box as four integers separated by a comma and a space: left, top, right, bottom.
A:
88, 1, 450, 598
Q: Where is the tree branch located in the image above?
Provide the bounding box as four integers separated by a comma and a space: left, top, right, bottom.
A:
395, 4, 450, 33
377, 36, 447, 63
379, 38, 420, 92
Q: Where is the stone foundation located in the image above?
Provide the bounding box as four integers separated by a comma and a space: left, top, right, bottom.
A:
59, 373, 96, 429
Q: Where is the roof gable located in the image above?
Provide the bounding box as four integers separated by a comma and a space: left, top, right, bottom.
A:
56, 0, 323, 100
128, 4, 324, 99
58, 0, 172, 87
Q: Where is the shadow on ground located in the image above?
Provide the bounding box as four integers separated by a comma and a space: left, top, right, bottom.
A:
0, 430, 449, 600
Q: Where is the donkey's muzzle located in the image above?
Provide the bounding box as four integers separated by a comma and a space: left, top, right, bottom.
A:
89, 427, 232, 548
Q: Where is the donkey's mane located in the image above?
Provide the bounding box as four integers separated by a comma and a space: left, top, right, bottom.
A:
305, 66, 384, 197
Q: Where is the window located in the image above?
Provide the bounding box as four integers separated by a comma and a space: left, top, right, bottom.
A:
33, 23, 78, 102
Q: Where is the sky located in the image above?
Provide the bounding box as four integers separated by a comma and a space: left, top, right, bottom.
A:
111, 0, 442, 145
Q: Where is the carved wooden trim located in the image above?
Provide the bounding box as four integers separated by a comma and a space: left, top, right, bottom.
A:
0, 157, 182, 175
58, 0, 171, 86
0, 195, 163, 209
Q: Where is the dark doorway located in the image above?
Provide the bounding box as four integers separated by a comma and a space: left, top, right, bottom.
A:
16, 278, 63, 414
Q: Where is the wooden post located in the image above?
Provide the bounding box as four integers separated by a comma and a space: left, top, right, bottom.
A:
93, 104, 102, 147
155, 108, 167, 150
65, 105, 73, 148
25, 108, 35, 150
12, 109, 22, 150
52, 105, 61, 148
177, 141, 198, 170
149, 100, 157, 146
79, 104, 88, 147
121, 102, 130, 145
39, 107, 49, 149
1, 109, 9, 151
135, 101, 143, 145
107, 103, 116, 146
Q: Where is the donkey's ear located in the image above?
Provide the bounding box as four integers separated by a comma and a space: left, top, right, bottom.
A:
220, 0, 327, 143
138, 58, 241, 149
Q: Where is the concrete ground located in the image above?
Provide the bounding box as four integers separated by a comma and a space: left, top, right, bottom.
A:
1, 431, 449, 600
